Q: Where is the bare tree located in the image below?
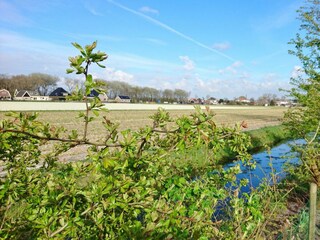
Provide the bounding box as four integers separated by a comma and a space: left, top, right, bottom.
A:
64, 78, 81, 93
28, 73, 58, 95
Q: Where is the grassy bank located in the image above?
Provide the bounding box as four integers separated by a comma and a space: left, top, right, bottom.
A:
218, 125, 290, 163
246, 124, 291, 152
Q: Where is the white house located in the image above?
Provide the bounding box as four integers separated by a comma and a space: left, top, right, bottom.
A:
14, 90, 32, 100
115, 95, 131, 103
14, 90, 51, 101
276, 100, 291, 107
88, 89, 108, 102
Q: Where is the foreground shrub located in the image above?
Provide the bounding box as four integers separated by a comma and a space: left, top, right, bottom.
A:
0, 41, 290, 239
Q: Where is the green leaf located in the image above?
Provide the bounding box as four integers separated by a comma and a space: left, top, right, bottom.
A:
72, 42, 86, 56
66, 68, 74, 74
151, 211, 158, 222
96, 62, 106, 68
86, 74, 93, 83
92, 109, 99, 117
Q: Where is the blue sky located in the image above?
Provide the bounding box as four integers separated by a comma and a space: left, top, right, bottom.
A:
0, 0, 303, 99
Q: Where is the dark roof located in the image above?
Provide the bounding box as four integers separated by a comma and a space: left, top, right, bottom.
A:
88, 89, 99, 97
49, 87, 69, 96
16, 90, 30, 98
28, 91, 40, 96
117, 95, 130, 99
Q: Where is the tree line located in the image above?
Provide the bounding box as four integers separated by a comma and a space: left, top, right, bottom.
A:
0, 74, 190, 103
106, 81, 190, 103
0, 73, 287, 105
0, 73, 59, 96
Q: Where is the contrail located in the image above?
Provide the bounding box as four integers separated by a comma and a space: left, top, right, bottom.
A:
107, 0, 237, 63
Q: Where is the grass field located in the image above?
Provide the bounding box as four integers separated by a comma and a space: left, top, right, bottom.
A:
0, 107, 286, 141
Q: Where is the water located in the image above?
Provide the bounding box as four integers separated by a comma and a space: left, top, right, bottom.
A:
225, 139, 305, 194
213, 139, 304, 220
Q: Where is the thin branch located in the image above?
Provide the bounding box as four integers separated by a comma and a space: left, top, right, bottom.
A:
83, 98, 89, 141
137, 137, 147, 158
49, 223, 68, 238
308, 120, 320, 144
0, 128, 122, 148
49, 203, 99, 238
0, 203, 12, 230
153, 128, 179, 134
83, 60, 90, 141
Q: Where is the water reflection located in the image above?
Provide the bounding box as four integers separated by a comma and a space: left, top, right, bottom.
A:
225, 139, 305, 194
213, 139, 304, 220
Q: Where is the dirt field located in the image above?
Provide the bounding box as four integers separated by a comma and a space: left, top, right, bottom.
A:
0, 106, 287, 170
0, 101, 285, 111
0, 106, 286, 141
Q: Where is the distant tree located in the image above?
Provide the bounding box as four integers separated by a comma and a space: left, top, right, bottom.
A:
64, 78, 81, 93
130, 86, 142, 103
11, 74, 32, 92
162, 89, 174, 102
142, 87, 160, 102
28, 73, 58, 95
105, 81, 129, 98
0, 75, 13, 94
174, 89, 190, 103
256, 93, 277, 106
218, 98, 224, 104
269, 99, 276, 106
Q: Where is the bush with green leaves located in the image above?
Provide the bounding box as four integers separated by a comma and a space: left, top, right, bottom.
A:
0, 41, 289, 239
283, 0, 320, 186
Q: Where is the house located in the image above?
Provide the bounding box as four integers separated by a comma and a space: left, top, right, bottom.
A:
205, 97, 218, 105
188, 98, 198, 104
13, 89, 51, 101
235, 96, 250, 104
0, 89, 11, 100
14, 90, 51, 101
49, 87, 70, 101
276, 100, 291, 107
14, 90, 32, 101
188, 98, 203, 104
31, 95, 51, 101
115, 95, 131, 103
87, 89, 108, 102
27, 91, 51, 101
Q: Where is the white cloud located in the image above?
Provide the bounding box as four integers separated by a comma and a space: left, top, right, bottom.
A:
179, 56, 195, 71
139, 6, 159, 15
103, 67, 134, 83
0, 30, 179, 79
157, 77, 191, 92
110, 53, 179, 71
218, 61, 243, 75
290, 65, 303, 78
0, 30, 71, 53
212, 42, 231, 51
0, 31, 71, 75
206, 77, 286, 98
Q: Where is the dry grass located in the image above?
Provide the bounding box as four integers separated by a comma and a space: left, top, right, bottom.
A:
0, 107, 286, 141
